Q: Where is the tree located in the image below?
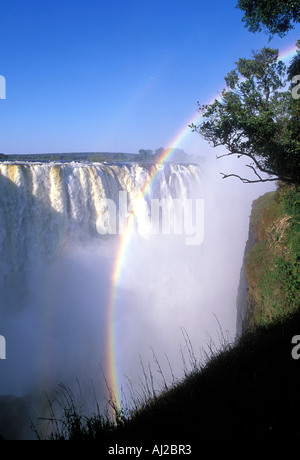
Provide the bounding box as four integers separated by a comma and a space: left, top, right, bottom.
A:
236, 0, 300, 38
155, 147, 166, 157
288, 39, 300, 80
138, 149, 153, 160
190, 46, 300, 184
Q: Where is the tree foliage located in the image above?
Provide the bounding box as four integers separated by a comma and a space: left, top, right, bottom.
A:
191, 45, 300, 184
236, 0, 300, 38
288, 39, 300, 80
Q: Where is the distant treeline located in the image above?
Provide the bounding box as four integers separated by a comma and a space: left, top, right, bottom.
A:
1, 152, 136, 162
0, 148, 198, 164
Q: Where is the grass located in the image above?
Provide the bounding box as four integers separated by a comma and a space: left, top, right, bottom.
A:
33, 308, 300, 441
120, 310, 300, 441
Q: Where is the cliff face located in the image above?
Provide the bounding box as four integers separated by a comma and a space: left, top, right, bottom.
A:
236, 184, 300, 333
236, 216, 257, 336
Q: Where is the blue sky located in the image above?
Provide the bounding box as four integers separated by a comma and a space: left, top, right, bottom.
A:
0, 0, 299, 156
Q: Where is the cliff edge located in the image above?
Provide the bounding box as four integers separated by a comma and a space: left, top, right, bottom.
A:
237, 183, 300, 333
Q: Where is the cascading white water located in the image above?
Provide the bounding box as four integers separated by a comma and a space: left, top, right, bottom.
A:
0, 161, 201, 303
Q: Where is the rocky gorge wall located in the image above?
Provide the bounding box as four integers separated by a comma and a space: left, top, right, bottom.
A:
236, 184, 300, 335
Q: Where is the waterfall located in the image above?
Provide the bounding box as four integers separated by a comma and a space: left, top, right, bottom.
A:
0, 161, 204, 438
0, 162, 201, 306
0, 161, 201, 238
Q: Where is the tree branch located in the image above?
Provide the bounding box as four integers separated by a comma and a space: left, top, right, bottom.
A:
246, 163, 267, 180
220, 172, 279, 184
216, 148, 277, 177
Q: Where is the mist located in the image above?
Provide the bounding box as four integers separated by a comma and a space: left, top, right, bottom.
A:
0, 157, 275, 439
111, 155, 276, 394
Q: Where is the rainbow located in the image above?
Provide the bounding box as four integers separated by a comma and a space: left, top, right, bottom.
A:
105, 41, 299, 410
280, 41, 299, 63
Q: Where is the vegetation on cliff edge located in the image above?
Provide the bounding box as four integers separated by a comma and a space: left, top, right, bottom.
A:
245, 183, 300, 328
